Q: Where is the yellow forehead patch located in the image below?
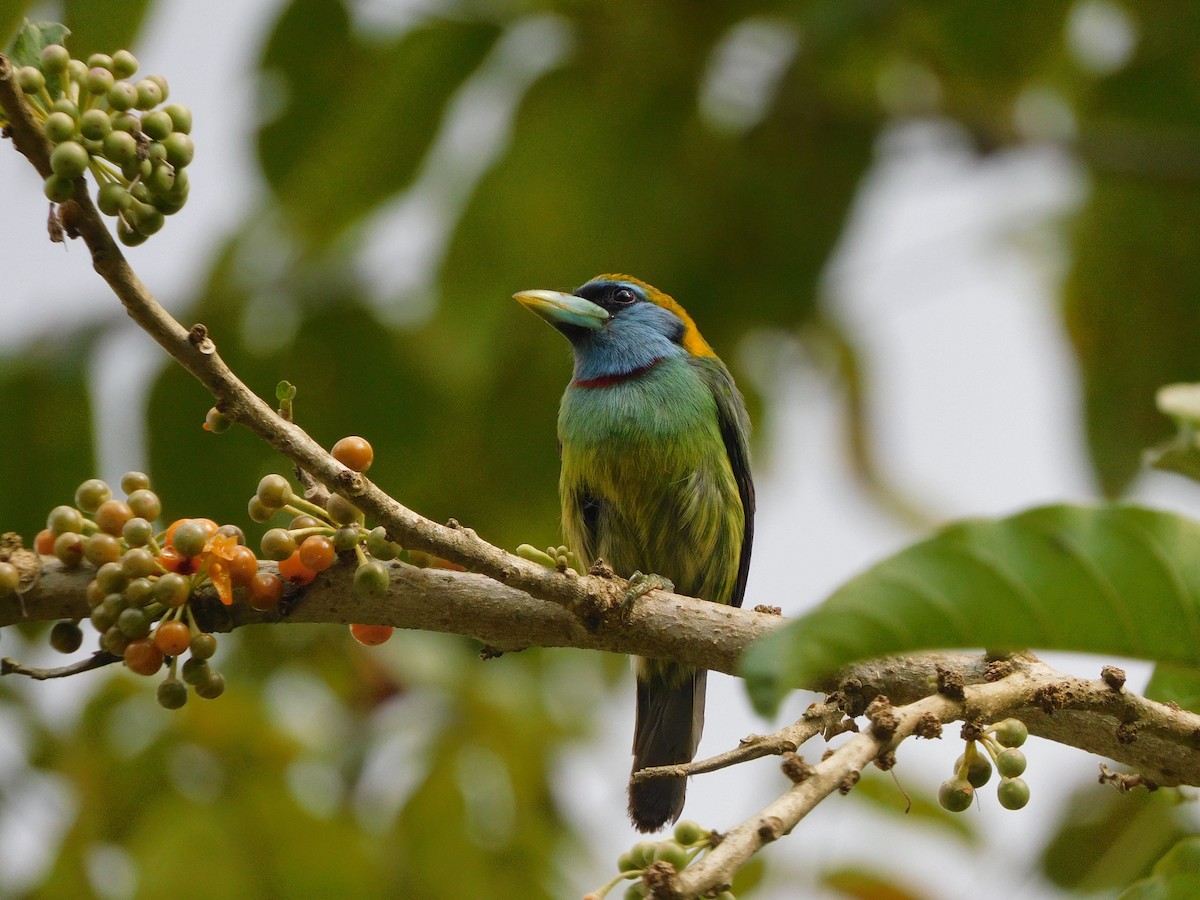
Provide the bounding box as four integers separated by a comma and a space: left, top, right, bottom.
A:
594, 273, 717, 358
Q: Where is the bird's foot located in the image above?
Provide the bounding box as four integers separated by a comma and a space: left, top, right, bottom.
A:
619, 571, 675, 621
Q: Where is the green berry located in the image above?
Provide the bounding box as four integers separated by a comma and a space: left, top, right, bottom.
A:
95, 561, 129, 594
117, 607, 151, 639
154, 572, 190, 607
111, 50, 138, 79
85, 67, 114, 95
326, 494, 359, 526
129, 202, 165, 236
171, 520, 209, 558
50, 141, 90, 179
162, 132, 194, 168
135, 78, 163, 109
90, 604, 116, 633
992, 718, 1028, 748
107, 81, 139, 112
103, 129, 139, 166
157, 678, 188, 709
0, 561, 19, 597
163, 103, 192, 134
40, 44, 70, 75
126, 489, 161, 521
141, 110, 173, 141
256, 474, 293, 509
204, 410, 231, 434
111, 111, 142, 135
121, 547, 159, 579
53, 531, 86, 567
189, 632, 218, 660
118, 219, 150, 248
333, 526, 362, 553
997, 777, 1030, 810
76, 478, 112, 513
996, 748, 1027, 778
216, 524, 246, 545
121, 471, 151, 494
195, 671, 226, 700
79, 108, 112, 141
47, 504, 84, 536
83, 532, 122, 566
101, 625, 129, 656
181, 657, 210, 685
616, 851, 639, 873
87, 53, 114, 71
260, 528, 297, 561
623, 884, 648, 900
938, 778, 974, 813
50, 621, 84, 653
673, 820, 704, 846
957, 750, 992, 788
366, 526, 398, 560
43, 111, 77, 144
146, 162, 176, 195
628, 842, 656, 869
43, 174, 75, 203
121, 516, 153, 548
97, 183, 131, 216
353, 560, 390, 599
16, 66, 45, 94
124, 577, 153, 607
652, 841, 689, 871
247, 496, 273, 523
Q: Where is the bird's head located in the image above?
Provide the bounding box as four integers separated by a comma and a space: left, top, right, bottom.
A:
514, 275, 715, 383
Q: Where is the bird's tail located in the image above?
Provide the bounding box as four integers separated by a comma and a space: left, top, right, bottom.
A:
628, 665, 706, 832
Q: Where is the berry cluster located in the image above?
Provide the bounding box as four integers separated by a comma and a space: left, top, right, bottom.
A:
938, 718, 1030, 812
585, 821, 734, 900
12, 42, 192, 245
247, 436, 403, 647
33, 472, 246, 707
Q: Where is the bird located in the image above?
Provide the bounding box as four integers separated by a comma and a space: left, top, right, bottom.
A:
514, 274, 754, 832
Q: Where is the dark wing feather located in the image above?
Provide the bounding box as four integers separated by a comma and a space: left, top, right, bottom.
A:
691, 357, 755, 609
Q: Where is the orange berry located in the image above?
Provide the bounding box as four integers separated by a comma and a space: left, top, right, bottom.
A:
247, 572, 284, 610
124, 638, 164, 676
349, 623, 393, 646
331, 436, 373, 473
226, 544, 258, 586
35, 528, 55, 555
94, 499, 134, 536
153, 619, 191, 656
298, 535, 336, 572
277, 551, 317, 586
156, 545, 193, 574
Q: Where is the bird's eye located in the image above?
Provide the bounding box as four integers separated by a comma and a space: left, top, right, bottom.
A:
613, 288, 636, 304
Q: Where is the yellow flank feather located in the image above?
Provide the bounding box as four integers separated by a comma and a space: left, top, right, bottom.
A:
596, 273, 717, 359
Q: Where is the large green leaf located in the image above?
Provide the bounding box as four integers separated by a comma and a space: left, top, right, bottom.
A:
1120, 836, 1200, 900
1146, 663, 1200, 714
743, 504, 1200, 713
62, 0, 152, 59
256, 0, 499, 248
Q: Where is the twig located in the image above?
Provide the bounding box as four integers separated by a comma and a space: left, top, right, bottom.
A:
632, 701, 849, 782
2, 650, 122, 679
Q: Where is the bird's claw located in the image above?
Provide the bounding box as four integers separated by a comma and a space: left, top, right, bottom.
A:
619, 571, 674, 620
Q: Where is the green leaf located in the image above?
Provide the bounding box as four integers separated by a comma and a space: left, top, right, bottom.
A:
6, 19, 70, 67
1119, 836, 1200, 899
1042, 786, 1189, 893
743, 504, 1200, 714
819, 866, 926, 900
0, 4, 38, 50
1146, 663, 1200, 713
850, 772, 978, 844
62, 0, 152, 60
256, 0, 499, 247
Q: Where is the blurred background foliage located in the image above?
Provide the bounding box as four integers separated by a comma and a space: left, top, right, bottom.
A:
2, 0, 1199, 897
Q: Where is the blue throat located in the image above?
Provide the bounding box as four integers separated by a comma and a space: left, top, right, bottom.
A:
568, 301, 686, 384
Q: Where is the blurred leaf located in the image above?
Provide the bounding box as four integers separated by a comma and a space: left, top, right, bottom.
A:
1146, 430, 1200, 483
1120, 836, 1200, 900
5, 19, 69, 66
0, 335, 96, 542
731, 855, 766, 895
820, 866, 926, 900
62, 0, 151, 59
257, 0, 499, 247
1145, 663, 1200, 713
1065, 5, 1200, 496
851, 772, 977, 844
743, 505, 1200, 713
0, 6, 39, 49
1042, 785, 1189, 892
